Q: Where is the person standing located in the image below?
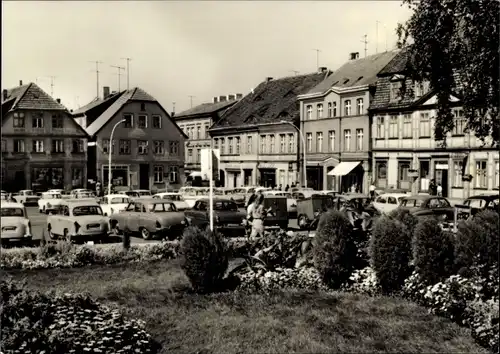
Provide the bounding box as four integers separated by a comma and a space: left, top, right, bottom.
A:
369, 183, 376, 200
249, 194, 271, 240
429, 179, 437, 196
437, 183, 443, 197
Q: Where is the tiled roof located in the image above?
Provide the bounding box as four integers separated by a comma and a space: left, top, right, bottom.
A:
129, 87, 157, 101
175, 100, 238, 118
72, 91, 125, 115
212, 72, 329, 129
378, 47, 410, 76
305, 51, 400, 96
2, 83, 67, 111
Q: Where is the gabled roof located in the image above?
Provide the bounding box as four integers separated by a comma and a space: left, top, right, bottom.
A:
303, 51, 400, 97
2, 83, 67, 112
212, 72, 329, 129
72, 91, 125, 115
377, 47, 410, 76
175, 99, 238, 119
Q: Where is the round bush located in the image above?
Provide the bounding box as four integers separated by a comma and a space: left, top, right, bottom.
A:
387, 208, 418, 235
312, 210, 357, 289
370, 216, 412, 294
180, 226, 228, 293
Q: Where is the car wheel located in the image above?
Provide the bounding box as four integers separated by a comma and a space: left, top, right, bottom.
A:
140, 227, 152, 240
298, 215, 308, 230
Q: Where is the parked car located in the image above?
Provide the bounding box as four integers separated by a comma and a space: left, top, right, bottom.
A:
291, 190, 323, 201
100, 194, 131, 216
185, 198, 246, 233
398, 195, 455, 229
262, 195, 289, 230
372, 193, 408, 214
1, 201, 33, 245
131, 189, 153, 199
224, 188, 249, 207
37, 191, 65, 214
108, 199, 187, 240
262, 190, 298, 218
11, 190, 40, 206
46, 200, 109, 243
153, 192, 190, 211
297, 194, 335, 230
48, 189, 72, 199
71, 191, 100, 203
455, 193, 500, 220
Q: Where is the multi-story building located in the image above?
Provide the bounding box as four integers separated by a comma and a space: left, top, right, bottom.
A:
174, 94, 241, 179
72, 86, 187, 191
297, 51, 398, 192
369, 49, 499, 199
1, 81, 89, 192
209, 71, 330, 188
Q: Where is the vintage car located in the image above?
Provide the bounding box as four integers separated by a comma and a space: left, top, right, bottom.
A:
185, 198, 246, 233
455, 193, 500, 220
332, 194, 373, 211
291, 189, 323, 201
153, 192, 190, 211
46, 199, 109, 243
372, 193, 408, 214
224, 188, 250, 207
398, 195, 455, 229
261, 195, 289, 230
262, 190, 298, 217
117, 190, 140, 198
318, 190, 337, 197
131, 189, 153, 199
48, 189, 71, 199
70, 188, 92, 196
100, 194, 131, 216
37, 191, 65, 214
1, 201, 33, 245
12, 190, 40, 206
297, 194, 335, 230
108, 199, 187, 240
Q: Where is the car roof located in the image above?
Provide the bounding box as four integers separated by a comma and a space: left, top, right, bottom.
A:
1, 202, 25, 208
155, 192, 180, 195
376, 193, 408, 198
133, 198, 175, 205
133, 189, 151, 192
339, 193, 370, 199
403, 195, 448, 201
468, 194, 499, 200
61, 199, 100, 206
105, 194, 130, 198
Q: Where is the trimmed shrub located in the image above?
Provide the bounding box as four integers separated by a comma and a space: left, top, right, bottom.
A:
413, 217, 455, 285
455, 210, 499, 277
387, 208, 418, 235
369, 216, 412, 294
312, 210, 357, 289
179, 226, 228, 293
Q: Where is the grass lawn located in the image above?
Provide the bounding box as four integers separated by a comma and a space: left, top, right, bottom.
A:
5, 260, 488, 354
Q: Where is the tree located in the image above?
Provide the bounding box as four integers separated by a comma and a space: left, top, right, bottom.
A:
396, 0, 499, 146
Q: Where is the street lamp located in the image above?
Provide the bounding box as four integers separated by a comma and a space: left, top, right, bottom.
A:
280, 120, 307, 188
108, 119, 126, 195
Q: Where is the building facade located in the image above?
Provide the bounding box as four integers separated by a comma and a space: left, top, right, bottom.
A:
73, 87, 187, 191
174, 94, 241, 179
1, 81, 88, 192
210, 72, 330, 188
369, 49, 499, 199
297, 51, 399, 192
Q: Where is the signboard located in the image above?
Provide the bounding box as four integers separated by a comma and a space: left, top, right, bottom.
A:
408, 169, 419, 178
436, 164, 449, 170
201, 148, 220, 181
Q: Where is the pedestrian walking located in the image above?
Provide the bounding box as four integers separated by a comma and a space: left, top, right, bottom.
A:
429, 179, 437, 196
249, 194, 271, 240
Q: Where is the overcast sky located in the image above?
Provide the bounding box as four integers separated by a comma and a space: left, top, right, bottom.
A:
2, 1, 411, 113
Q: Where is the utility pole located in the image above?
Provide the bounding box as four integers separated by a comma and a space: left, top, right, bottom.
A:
89, 60, 103, 99
110, 65, 125, 91
188, 95, 195, 108
121, 57, 132, 90
361, 34, 368, 58
289, 70, 300, 76
312, 49, 321, 70
48, 76, 56, 97
376, 21, 380, 54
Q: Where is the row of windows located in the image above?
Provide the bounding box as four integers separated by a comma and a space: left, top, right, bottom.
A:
305, 129, 364, 153
179, 123, 210, 140
305, 98, 364, 120
259, 134, 296, 154
389, 80, 431, 102
100, 139, 180, 156
12, 112, 66, 129
2, 138, 85, 153
152, 165, 179, 184
121, 113, 163, 129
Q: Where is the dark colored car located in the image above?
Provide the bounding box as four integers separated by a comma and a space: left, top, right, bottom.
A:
185, 198, 246, 233
262, 195, 289, 230
398, 195, 455, 228
455, 194, 499, 220
297, 195, 335, 230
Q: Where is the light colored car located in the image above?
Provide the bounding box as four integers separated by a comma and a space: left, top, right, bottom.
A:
117, 190, 140, 199
1, 191, 9, 201
373, 193, 408, 214
224, 188, 252, 207
46, 199, 109, 243
1, 201, 33, 245
72, 191, 99, 203
100, 194, 131, 216
263, 190, 298, 216
48, 189, 72, 199
109, 199, 187, 240
38, 191, 65, 214
131, 189, 153, 199
153, 192, 190, 211
12, 190, 40, 206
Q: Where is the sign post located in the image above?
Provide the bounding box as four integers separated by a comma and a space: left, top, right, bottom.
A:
201, 148, 220, 231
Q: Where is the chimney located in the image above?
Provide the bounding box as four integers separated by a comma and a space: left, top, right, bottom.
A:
318, 66, 328, 73
266, 77, 273, 82
349, 52, 360, 60
227, 94, 236, 101
56, 98, 61, 104
213, 97, 218, 103
19, 80, 23, 86
236, 93, 243, 100
219, 95, 227, 102
103, 86, 110, 99
2, 89, 7, 101
171, 112, 175, 117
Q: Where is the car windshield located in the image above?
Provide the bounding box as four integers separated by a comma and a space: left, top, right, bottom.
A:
23, 191, 34, 196
45, 194, 62, 199
125, 191, 140, 197
79, 192, 95, 198
139, 191, 151, 196
163, 194, 183, 201
466, 199, 486, 208
214, 201, 238, 211
1, 208, 24, 217
110, 197, 129, 204
214, 189, 224, 196
72, 206, 103, 216
148, 203, 174, 212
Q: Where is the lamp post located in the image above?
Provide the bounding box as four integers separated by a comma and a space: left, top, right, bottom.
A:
108, 119, 126, 195
280, 120, 307, 188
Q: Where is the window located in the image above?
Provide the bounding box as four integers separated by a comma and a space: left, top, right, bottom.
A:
344, 100, 351, 116
152, 115, 162, 129
102, 139, 110, 154
270, 135, 275, 153
419, 112, 430, 137
344, 130, 351, 151
356, 129, 363, 150
333, 102, 337, 117
317, 104, 323, 119
154, 166, 164, 183
399, 162, 411, 182
389, 115, 398, 138
214, 138, 219, 150
196, 148, 201, 163
52, 114, 63, 128
32, 113, 44, 128
280, 134, 286, 153
138, 140, 148, 155
306, 133, 312, 152
219, 138, 225, 154
327, 102, 332, 117
316, 132, 323, 152
187, 149, 193, 162
123, 114, 133, 128
390, 81, 402, 101
279, 170, 285, 187
52, 139, 64, 153
72, 139, 84, 153
328, 130, 335, 152
119, 140, 131, 155
138, 115, 147, 129
247, 136, 252, 154
140, 103, 146, 111
403, 114, 412, 138
13, 112, 25, 128
377, 117, 385, 139
228, 137, 234, 154
235, 137, 240, 154
414, 80, 430, 98
33, 140, 44, 153
196, 126, 201, 139
475, 160, 487, 188
306, 105, 313, 120
169, 166, 179, 183
288, 133, 294, 153
453, 109, 466, 135
495, 161, 499, 189
356, 98, 364, 115
376, 161, 387, 179
14, 139, 25, 153
153, 140, 164, 155
260, 135, 266, 153
169, 141, 179, 155
453, 160, 463, 187
204, 124, 209, 138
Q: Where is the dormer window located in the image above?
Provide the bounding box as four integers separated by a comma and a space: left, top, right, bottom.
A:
390, 81, 403, 102
414, 80, 431, 98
